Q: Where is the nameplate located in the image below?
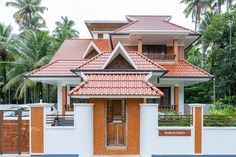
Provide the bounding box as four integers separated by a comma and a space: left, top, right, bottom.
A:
159, 130, 191, 136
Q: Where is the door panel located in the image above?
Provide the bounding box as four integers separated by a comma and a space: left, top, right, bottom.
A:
106, 100, 126, 146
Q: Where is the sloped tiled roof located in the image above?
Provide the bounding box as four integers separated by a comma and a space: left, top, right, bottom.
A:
76, 51, 166, 71
68, 73, 164, 96
28, 60, 83, 77
160, 60, 213, 77
114, 15, 197, 34
52, 39, 111, 61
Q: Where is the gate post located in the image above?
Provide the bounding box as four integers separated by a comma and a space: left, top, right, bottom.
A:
28, 102, 53, 156
0, 110, 3, 154
17, 110, 22, 155
189, 104, 204, 155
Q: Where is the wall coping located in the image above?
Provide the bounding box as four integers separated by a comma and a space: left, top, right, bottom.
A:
73, 103, 94, 106
203, 127, 236, 130
28, 103, 54, 108
158, 126, 194, 130
139, 103, 159, 107
188, 103, 205, 107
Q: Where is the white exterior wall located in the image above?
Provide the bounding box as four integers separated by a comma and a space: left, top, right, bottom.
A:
179, 83, 184, 114
140, 103, 194, 157
203, 127, 236, 155
44, 103, 94, 157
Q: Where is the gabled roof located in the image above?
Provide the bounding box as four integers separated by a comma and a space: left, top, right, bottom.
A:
160, 60, 213, 78
68, 73, 164, 97
114, 15, 197, 34
83, 41, 101, 59
52, 39, 111, 61
102, 42, 137, 69
75, 50, 166, 71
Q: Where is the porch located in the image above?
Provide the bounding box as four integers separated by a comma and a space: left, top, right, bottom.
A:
56, 84, 183, 115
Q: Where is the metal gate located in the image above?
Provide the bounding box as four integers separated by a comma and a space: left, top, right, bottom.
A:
0, 110, 29, 154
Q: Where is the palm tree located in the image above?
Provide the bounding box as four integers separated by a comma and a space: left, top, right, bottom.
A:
3, 30, 56, 102
5, 0, 48, 29
226, 0, 234, 12
0, 23, 14, 103
210, 0, 225, 13
180, 0, 210, 31
53, 16, 79, 43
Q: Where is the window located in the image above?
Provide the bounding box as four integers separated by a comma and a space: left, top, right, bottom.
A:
142, 45, 167, 54
147, 87, 171, 105
98, 34, 103, 38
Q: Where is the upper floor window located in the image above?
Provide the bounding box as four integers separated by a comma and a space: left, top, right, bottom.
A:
98, 34, 103, 38
142, 45, 167, 54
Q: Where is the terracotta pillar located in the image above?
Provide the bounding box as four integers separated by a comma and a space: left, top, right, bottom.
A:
29, 103, 53, 155
173, 39, 179, 62
62, 86, 67, 115
189, 104, 204, 155
174, 86, 179, 112
138, 39, 142, 54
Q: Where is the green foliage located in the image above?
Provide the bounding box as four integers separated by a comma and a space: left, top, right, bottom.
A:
5, 0, 48, 30
53, 16, 79, 44
3, 29, 56, 99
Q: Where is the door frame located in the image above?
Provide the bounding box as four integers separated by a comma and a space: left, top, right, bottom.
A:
105, 99, 128, 149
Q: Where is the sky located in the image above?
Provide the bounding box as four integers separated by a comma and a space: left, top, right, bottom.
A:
0, 0, 195, 38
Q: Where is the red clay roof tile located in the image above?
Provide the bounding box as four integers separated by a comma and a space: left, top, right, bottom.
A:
52, 39, 111, 61
68, 73, 164, 96
76, 51, 166, 71
114, 15, 197, 34
160, 60, 212, 77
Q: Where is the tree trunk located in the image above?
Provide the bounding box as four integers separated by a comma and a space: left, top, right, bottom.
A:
2, 54, 7, 104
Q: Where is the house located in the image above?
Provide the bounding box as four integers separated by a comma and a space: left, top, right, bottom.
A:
26, 15, 224, 157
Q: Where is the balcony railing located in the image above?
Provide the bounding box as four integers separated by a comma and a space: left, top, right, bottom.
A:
144, 53, 176, 61
159, 105, 176, 112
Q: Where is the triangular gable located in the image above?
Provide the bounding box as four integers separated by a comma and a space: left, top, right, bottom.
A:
102, 42, 137, 69
83, 41, 101, 59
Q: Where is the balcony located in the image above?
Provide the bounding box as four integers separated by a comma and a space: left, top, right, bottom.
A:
144, 53, 176, 61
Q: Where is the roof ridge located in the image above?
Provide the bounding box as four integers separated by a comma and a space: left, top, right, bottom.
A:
182, 60, 213, 76
127, 15, 172, 17
144, 81, 164, 96
68, 81, 88, 95
133, 51, 167, 71
76, 51, 108, 69
113, 20, 138, 33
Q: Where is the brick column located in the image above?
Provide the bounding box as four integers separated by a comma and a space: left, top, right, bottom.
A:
62, 86, 67, 115
173, 39, 179, 62
189, 104, 204, 155
138, 39, 142, 53
29, 103, 53, 155
174, 86, 179, 112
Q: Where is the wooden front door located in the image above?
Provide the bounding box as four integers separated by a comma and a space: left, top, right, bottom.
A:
106, 100, 126, 146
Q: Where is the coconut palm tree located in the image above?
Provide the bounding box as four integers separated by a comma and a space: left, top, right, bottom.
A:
0, 23, 15, 103
226, 0, 234, 12
3, 30, 56, 102
180, 0, 211, 31
210, 0, 225, 13
5, 0, 48, 29
53, 16, 79, 43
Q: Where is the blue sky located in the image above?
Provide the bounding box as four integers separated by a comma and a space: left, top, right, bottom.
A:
0, 0, 195, 38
